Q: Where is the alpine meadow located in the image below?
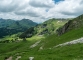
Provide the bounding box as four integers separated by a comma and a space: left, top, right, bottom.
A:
0, 0, 83, 60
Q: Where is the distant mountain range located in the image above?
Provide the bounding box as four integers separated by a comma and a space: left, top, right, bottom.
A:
0, 18, 37, 38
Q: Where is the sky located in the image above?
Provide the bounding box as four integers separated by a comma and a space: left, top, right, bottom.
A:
0, 0, 83, 23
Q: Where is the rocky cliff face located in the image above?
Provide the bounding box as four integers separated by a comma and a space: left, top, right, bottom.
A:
56, 20, 72, 36
57, 14, 83, 36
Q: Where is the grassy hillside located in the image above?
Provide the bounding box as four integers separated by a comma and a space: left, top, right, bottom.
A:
43, 26, 83, 48
20, 18, 68, 38
0, 15, 83, 60
0, 30, 83, 60
35, 18, 68, 35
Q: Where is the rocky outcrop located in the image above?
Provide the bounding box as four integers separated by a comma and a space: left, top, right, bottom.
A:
30, 40, 41, 48
56, 14, 83, 36
54, 37, 83, 48
56, 20, 72, 36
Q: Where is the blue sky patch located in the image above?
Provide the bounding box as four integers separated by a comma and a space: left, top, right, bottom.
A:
53, 0, 64, 3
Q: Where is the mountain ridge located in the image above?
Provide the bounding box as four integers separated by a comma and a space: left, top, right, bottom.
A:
19, 18, 68, 38
0, 18, 37, 38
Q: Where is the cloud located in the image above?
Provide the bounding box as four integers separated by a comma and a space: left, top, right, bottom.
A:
15, 7, 42, 17
58, 0, 83, 16
0, 0, 83, 23
0, 0, 19, 12
29, 0, 55, 8
0, 0, 29, 12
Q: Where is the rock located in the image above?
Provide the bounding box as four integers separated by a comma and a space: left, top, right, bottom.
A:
56, 20, 72, 36
15, 56, 21, 60
39, 46, 43, 50
5, 56, 12, 60
30, 40, 41, 48
56, 14, 83, 36
54, 37, 83, 48
29, 57, 34, 60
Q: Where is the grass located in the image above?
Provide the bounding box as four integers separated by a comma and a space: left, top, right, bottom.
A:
0, 19, 83, 60
1, 32, 22, 41
43, 26, 83, 48
0, 42, 83, 60
18, 43, 83, 60
34, 19, 67, 36
26, 35, 45, 41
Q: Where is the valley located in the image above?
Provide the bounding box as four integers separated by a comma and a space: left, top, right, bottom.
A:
0, 15, 83, 60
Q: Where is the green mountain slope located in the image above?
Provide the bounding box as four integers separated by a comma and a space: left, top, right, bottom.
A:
20, 18, 68, 38
0, 18, 37, 38
40, 14, 83, 48
0, 18, 37, 28
0, 15, 83, 60
57, 14, 83, 36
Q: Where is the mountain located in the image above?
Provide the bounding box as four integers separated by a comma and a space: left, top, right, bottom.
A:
0, 18, 37, 29
0, 18, 37, 38
19, 18, 68, 38
57, 14, 83, 36
42, 14, 83, 48
0, 14, 83, 60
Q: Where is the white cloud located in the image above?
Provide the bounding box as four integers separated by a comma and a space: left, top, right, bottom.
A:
0, 0, 83, 23
58, 0, 83, 15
